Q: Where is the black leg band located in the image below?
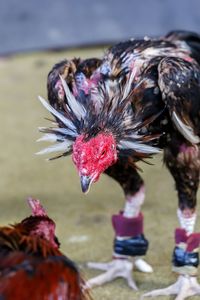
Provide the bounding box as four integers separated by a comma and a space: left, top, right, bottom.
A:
114, 234, 149, 256
173, 246, 199, 268
172, 228, 200, 276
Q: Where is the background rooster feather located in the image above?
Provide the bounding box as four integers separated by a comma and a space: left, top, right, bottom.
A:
37, 30, 200, 299
0, 198, 88, 300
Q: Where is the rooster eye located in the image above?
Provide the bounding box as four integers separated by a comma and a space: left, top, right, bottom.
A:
100, 150, 106, 158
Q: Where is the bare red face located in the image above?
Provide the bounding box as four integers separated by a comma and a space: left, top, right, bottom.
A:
72, 133, 117, 193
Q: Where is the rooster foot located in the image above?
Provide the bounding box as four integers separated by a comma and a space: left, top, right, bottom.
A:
142, 275, 200, 300
86, 258, 137, 289
86, 258, 152, 289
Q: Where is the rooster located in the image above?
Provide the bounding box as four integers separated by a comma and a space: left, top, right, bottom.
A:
0, 198, 88, 300
37, 30, 200, 299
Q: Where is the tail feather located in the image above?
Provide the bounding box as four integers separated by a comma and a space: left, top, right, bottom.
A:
172, 112, 200, 144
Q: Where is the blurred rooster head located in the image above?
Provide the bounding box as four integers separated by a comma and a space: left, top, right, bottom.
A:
21, 197, 59, 248
37, 72, 160, 193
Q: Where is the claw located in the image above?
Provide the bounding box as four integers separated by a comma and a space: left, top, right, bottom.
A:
87, 261, 112, 271
142, 275, 200, 300
86, 258, 138, 290
134, 258, 153, 273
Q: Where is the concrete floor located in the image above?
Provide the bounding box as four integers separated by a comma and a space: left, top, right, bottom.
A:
0, 48, 199, 299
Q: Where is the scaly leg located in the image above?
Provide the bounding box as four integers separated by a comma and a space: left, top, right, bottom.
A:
143, 141, 200, 300
86, 161, 152, 289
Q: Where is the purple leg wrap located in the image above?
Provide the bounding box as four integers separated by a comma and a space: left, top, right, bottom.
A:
175, 228, 187, 244
187, 233, 200, 252
173, 228, 200, 275
175, 228, 200, 252
112, 212, 148, 256
112, 212, 143, 237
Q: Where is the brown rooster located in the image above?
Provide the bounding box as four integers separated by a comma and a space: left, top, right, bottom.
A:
37, 30, 200, 299
0, 198, 88, 300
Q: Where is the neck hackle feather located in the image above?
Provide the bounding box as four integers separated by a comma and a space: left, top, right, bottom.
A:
37, 71, 161, 160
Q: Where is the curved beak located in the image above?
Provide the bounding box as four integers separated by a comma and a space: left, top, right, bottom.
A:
80, 175, 92, 194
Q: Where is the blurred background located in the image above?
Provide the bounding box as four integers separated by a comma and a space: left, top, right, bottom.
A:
0, 1, 200, 299
1, 0, 200, 55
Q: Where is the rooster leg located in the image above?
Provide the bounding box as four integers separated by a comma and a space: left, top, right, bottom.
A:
86, 161, 152, 288
143, 141, 200, 299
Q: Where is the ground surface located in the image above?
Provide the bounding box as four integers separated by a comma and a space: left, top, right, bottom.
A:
0, 48, 199, 300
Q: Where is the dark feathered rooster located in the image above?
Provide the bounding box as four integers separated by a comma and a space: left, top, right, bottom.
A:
37, 31, 200, 299
0, 198, 88, 300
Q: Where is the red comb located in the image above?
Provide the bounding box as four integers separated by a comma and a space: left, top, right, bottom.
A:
27, 197, 47, 216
